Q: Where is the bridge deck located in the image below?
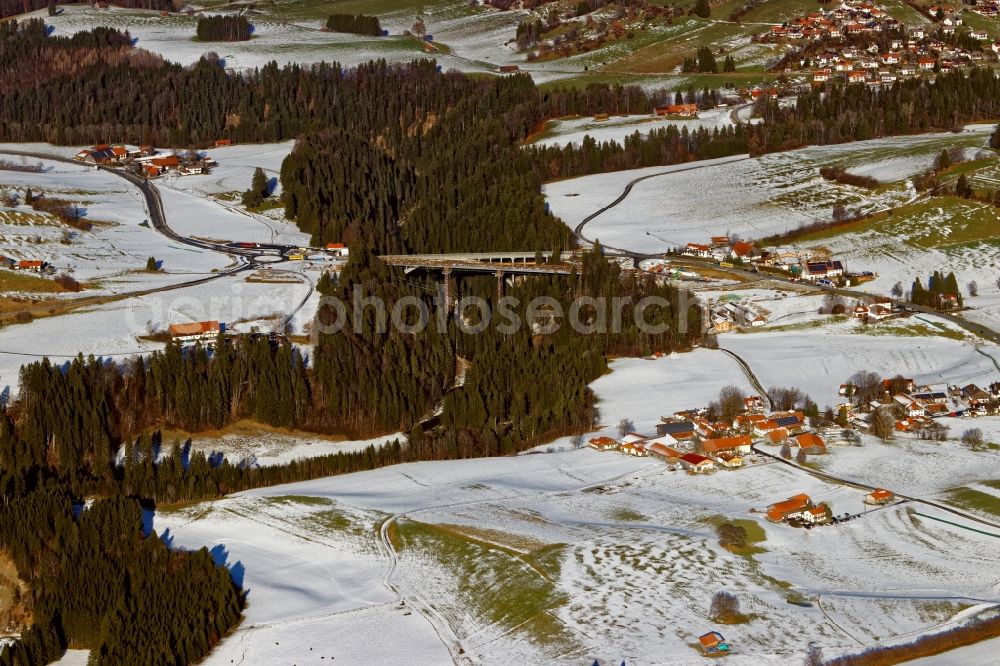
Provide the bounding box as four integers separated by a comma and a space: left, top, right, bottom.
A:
378, 255, 574, 275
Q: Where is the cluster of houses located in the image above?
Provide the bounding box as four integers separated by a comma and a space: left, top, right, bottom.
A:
841, 376, 1000, 432
760, 1, 1000, 85
588, 395, 834, 473
73, 144, 219, 179
708, 294, 768, 332
967, 0, 999, 18
680, 237, 859, 285
766, 487, 896, 526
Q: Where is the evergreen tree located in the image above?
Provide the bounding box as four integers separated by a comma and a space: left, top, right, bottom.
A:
693, 0, 711, 18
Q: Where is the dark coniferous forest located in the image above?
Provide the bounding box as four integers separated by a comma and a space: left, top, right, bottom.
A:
1, 16, 1000, 664
326, 13, 382, 36
195, 14, 252, 42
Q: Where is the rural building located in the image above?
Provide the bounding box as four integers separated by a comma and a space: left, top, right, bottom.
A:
214, 139, 233, 147
621, 440, 648, 457
794, 433, 827, 454
698, 631, 730, 655
325, 243, 350, 258
679, 453, 715, 473
588, 436, 618, 452
683, 243, 712, 258
16, 259, 45, 272
700, 435, 752, 456
803, 260, 845, 281
715, 452, 743, 468
656, 420, 696, 440
647, 443, 683, 462
865, 488, 894, 505
766, 428, 789, 444
766, 493, 811, 522
169, 320, 223, 343
654, 103, 697, 117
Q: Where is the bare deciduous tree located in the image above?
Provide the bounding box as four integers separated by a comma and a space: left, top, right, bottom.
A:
617, 418, 635, 438
709, 591, 742, 623
961, 428, 984, 451
718, 385, 744, 423
871, 407, 895, 442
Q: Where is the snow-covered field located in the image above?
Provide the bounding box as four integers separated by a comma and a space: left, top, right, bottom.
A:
36, 5, 483, 74
29, 3, 532, 79
157, 437, 1000, 664
545, 126, 996, 253
0, 154, 232, 289
722, 325, 1000, 408
0, 270, 312, 395
532, 105, 754, 149
153, 347, 1000, 665
587, 349, 757, 434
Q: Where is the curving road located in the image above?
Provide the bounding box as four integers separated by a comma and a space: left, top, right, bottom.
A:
752, 444, 1000, 533
569, 154, 1000, 345
718, 347, 773, 410
0, 150, 322, 339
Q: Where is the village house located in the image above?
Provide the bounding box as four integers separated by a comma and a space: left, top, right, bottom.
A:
766, 493, 812, 522
656, 420, 696, 440
647, 442, 684, 463
325, 242, 350, 258
766, 428, 789, 444
588, 436, 618, 452
679, 453, 716, 473
795, 432, 827, 454
729, 241, 758, 262
715, 451, 743, 468
683, 243, 712, 258
767, 493, 830, 524
700, 435, 753, 457
621, 440, 648, 456
803, 260, 845, 281
169, 320, 223, 344
893, 394, 926, 418
16, 259, 46, 272
865, 488, 894, 505
654, 103, 698, 117
698, 631, 730, 655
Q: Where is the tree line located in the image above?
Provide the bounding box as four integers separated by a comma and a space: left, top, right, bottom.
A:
0, 0, 170, 21
911, 270, 963, 310
195, 15, 252, 42
326, 13, 382, 36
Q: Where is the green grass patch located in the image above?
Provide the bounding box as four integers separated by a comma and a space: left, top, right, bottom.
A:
265, 494, 334, 507
397, 519, 578, 652
700, 515, 767, 557
862, 320, 966, 341
944, 487, 1000, 517
795, 196, 1000, 250
0, 271, 66, 294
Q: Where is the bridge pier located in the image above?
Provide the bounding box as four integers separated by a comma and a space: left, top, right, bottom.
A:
442, 267, 454, 312
495, 269, 504, 302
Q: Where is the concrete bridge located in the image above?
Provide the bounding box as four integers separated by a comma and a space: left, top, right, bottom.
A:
377, 252, 575, 306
